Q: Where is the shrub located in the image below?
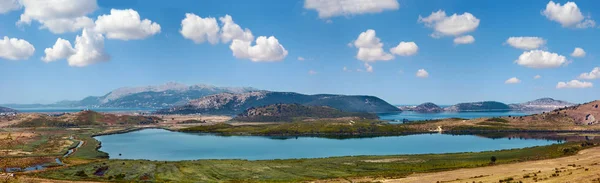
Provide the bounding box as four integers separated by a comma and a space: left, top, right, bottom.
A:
75, 170, 87, 177
486, 118, 508, 123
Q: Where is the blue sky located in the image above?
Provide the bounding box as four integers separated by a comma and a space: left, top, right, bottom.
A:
0, 0, 598, 105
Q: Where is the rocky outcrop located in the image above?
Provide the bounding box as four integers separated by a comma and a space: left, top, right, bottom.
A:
413, 102, 442, 113
155, 91, 401, 115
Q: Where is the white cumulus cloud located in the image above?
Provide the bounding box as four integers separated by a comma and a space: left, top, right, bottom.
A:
353, 29, 393, 62
534, 75, 542, 79
571, 47, 586, 58
42, 29, 109, 67
505, 37, 546, 50
17, 0, 98, 34
94, 9, 161, 40
180, 13, 220, 44
180, 14, 285, 62
308, 70, 317, 75
390, 41, 418, 56
578, 67, 600, 80
515, 50, 567, 68
418, 10, 480, 37
219, 15, 254, 43
68, 29, 109, 67
416, 69, 428, 78
42, 38, 74, 62
542, 1, 595, 28
304, 0, 399, 19
0, 0, 21, 14
0, 36, 35, 60
230, 36, 288, 62
505, 77, 521, 84
556, 80, 593, 89
453, 35, 475, 44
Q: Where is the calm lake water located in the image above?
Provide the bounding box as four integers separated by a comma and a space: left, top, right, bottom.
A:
379, 111, 531, 122
95, 129, 559, 161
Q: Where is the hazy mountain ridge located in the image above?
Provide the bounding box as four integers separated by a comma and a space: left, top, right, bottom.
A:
2, 82, 257, 109
0, 106, 17, 113
155, 91, 401, 115
444, 101, 511, 112
400, 98, 575, 113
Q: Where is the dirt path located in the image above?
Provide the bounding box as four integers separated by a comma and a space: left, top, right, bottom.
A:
379, 146, 600, 183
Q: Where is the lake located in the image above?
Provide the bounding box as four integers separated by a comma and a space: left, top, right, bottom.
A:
95, 129, 559, 161
379, 111, 531, 122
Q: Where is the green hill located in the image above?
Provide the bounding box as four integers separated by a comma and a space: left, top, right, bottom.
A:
233, 103, 379, 122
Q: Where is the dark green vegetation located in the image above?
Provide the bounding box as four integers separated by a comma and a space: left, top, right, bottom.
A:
233, 103, 378, 122
155, 91, 401, 115
180, 120, 417, 136
35, 141, 596, 182
445, 101, 511, 112
486, 117, 510, 123
71, 134, 108, 159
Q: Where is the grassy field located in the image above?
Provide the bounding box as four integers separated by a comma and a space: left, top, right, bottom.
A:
180, 120, 419, 136
33, 141, 595, 182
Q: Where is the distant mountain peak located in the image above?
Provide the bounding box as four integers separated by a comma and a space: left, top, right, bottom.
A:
509, 98, 574, 112
100, 82, 256, 104
521, 98, 573, 106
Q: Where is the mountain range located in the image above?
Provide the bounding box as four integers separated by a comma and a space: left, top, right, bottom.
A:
401, 98, 574, 113
2, 82, 256, 109
1, 82, 577, 115
154, 91, 401, 115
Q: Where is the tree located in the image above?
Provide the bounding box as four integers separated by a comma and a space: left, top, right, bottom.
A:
490, 156, 497, 164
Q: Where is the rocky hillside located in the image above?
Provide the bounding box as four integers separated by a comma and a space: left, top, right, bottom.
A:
155, 91, 401, 115
233, 103, 378, 122
413, 102, 442, 113
509, 98, 574, 111
0, 106, 17, 113
444, 101, 510, 112
3, 82, 257, 109
549, 100, 600, 126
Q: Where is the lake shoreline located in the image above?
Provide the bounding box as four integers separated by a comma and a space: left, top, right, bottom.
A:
33, 140, 599, 182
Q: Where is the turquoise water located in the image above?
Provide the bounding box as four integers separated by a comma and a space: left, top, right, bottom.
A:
95, 129, 559, 161
379, 111, 530, 122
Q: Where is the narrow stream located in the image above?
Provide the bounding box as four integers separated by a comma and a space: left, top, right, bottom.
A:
3, 138, 82, 173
